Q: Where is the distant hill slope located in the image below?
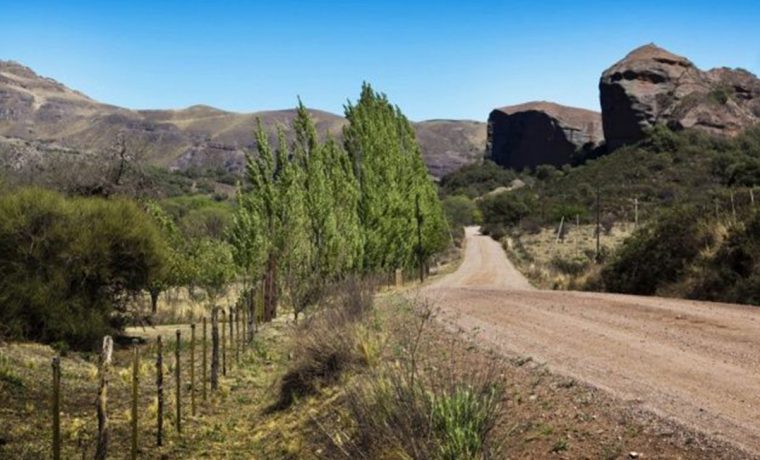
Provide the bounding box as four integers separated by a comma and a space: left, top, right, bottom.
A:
0, 61, 485, 178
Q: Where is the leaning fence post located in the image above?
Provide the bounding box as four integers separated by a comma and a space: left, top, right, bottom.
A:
156, 336, 163, 447
222, 309, 227, 376
190, 323, 196, 416
51, 356, 61, 460
211, 308, 220, 391
175, 329, 181, 434
131, 342, 139, 460
95, 336, 113, 460
202, 317, 208, 401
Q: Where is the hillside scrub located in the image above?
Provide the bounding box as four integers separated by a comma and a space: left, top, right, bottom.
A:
464, 126, 760, 235
0, 188, 169, 348
443, 125, 760, 305
600, 206, 714, 295
690, 211, 760, 304
439, 160, 517, 199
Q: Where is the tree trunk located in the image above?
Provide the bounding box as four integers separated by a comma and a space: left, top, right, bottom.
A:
149, 289, 160, 315
264, 254, 279, 322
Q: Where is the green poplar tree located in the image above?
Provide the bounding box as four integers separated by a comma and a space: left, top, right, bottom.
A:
344, 83, 448, 273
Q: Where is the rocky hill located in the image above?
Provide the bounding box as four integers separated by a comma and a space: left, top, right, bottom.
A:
485, 44, 760, 169
486, 101, 602, 170
0, 61, 484, 179
600, 44, 760, 150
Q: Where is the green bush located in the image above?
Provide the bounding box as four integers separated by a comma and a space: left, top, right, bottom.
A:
550, 255, 589, 276
692, 211, 760, 304
601, 207, 712, 295
442, 195, 478, 230
440, 161, 517, 198
0, 188, 168, 348
478, 191, 535, 238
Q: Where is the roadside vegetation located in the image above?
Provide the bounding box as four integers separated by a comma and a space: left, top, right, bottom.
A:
0, 83, 449, 350
439, 124, 760, 305
1, 280, 741, 459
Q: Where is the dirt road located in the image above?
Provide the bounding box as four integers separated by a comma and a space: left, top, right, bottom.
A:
424, 226, 760, 456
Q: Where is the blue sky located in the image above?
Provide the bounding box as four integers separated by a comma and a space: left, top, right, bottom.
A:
1, 0, 758, 121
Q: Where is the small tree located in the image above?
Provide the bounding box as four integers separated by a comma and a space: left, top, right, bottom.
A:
191, 239, 238, 308
144, 201, 189, 314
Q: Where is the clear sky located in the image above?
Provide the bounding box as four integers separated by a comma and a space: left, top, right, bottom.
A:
1, 0, 759, 121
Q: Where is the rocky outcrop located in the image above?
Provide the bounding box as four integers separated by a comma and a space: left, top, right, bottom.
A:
600, 44, 760, 150
486, 101, 603, 170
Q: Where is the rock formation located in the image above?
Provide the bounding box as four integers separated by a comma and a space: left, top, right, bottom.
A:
486, 101, 603, 170
600, 44, 760, 150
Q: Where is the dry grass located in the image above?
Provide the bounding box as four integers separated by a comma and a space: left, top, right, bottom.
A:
505, 223, 634, 289
0, 273, 748, 459
130, 284, 244, 326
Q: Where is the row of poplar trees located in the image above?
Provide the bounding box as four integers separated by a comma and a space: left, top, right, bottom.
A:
229, 84, 449, 319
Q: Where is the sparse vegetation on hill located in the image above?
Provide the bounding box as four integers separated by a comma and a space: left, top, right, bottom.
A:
456, 124, 760, 305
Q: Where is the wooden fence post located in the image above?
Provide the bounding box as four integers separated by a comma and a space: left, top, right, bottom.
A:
202, 317, 208, 401
222, 309, 227, 376
395, 268, 402, 288
131, 343, 139, 460
229, 309, 234, 369
95, 336, 113, 460
51, 356, 61, 460
156, 336, 163, 447
175, 329, 181, 434
190, 323, 196, 417
235, 308, 240, 364
211, 308, 220, 391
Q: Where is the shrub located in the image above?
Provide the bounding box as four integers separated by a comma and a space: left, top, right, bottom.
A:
0, 188, 168, 348
324, 301, 504, 460
439, 161, 517, 199
550, 255, 590, 277
275, 277, 377, 410
692, 211, 760, 304
478, 191, 535, 238
442, 195, 478, 230
601, 206, 712, 295
333, 364, 503, 460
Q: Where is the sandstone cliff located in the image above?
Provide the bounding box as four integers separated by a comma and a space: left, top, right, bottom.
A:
486, 101, 602, 170
600, 44, 760, 150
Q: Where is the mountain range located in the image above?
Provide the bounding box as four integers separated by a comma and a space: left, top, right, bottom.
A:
0, 60, 485, 180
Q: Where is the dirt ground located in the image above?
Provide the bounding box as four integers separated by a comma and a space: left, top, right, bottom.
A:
423, 226, 760, 458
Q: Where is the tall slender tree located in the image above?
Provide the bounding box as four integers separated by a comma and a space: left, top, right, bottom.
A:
344, 83, 448, 272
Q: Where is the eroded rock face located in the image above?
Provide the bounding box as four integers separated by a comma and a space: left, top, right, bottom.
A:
486, 101, 603, 170
600, 44, 760, 150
